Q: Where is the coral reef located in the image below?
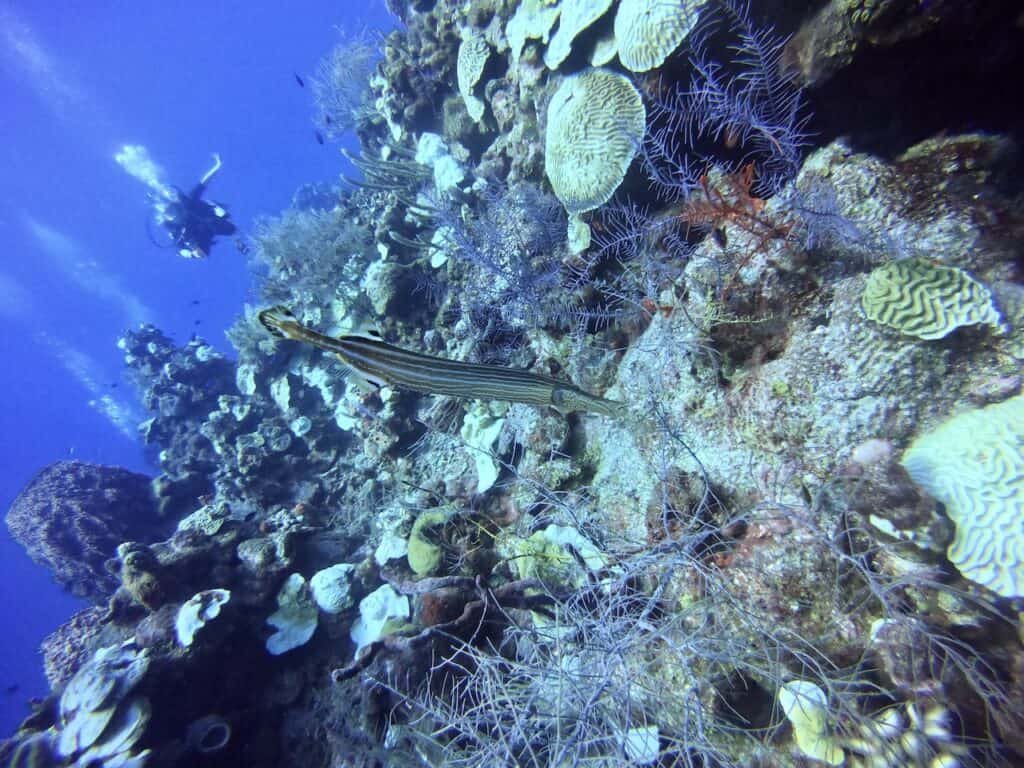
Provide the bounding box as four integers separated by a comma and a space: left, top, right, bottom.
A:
120, 326, 236, 518
6, 1, 1024, 766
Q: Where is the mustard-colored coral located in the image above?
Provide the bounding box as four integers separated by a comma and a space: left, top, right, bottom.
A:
901, 395, 1024, 598
861, 258, 1003, 340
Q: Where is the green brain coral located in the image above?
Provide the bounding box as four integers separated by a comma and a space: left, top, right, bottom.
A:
544, 67, 645, 215
901, 395, 1024, 598
613, 0, 704, 72
861, 258, 1004, 340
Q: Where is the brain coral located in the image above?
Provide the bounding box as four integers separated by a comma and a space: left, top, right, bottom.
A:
544, 67, 646, 215
614, 0, 704, 72
900, 395, 1024, 598
861, 258, 1004, 340
457, 29, 490, 122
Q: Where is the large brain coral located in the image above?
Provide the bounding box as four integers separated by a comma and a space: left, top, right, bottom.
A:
901, 395, 1024, 598
544, 67, 646, 215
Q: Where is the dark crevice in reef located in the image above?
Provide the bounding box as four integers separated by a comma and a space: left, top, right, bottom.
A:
806, 1, 1024, 159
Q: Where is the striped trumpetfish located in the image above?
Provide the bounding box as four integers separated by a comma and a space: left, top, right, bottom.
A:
258, 306, 624, 418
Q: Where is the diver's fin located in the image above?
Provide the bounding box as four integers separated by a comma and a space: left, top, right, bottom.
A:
200, 153, 223, 185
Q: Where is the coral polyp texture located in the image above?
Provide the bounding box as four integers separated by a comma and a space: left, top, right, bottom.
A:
544, 68, 645, 215
613, 0, 703, 72
861, 258, 1004, 340
901, 395, 1024, 598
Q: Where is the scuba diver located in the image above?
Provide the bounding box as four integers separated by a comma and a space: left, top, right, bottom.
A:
156, 154, 237, 259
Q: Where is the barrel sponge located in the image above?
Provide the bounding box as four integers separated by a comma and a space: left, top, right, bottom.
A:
457, 29, 490, 123
544, 68, 646, 215
544, 0, 615, 70
861, 258, 1004, 340
901, 395, 1024, 598
614, 0, 704, 72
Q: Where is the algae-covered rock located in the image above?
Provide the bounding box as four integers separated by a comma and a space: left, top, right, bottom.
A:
116, 542, 168, 612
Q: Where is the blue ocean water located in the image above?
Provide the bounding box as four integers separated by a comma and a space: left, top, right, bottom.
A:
0, 1, 391, 734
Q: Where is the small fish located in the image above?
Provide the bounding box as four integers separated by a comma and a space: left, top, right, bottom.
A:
110, 382, 119, 389
5, 684, 18, 695
258, 306, 624, 418
314, 130, 325, 145
323, 114, 333, 126
194, 319, 201, 325
294, 73, 305, 88
190, 299, 201, 305
712, 227, 728, 249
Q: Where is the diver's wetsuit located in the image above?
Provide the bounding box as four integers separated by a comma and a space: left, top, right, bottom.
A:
161, 155, 237, 258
